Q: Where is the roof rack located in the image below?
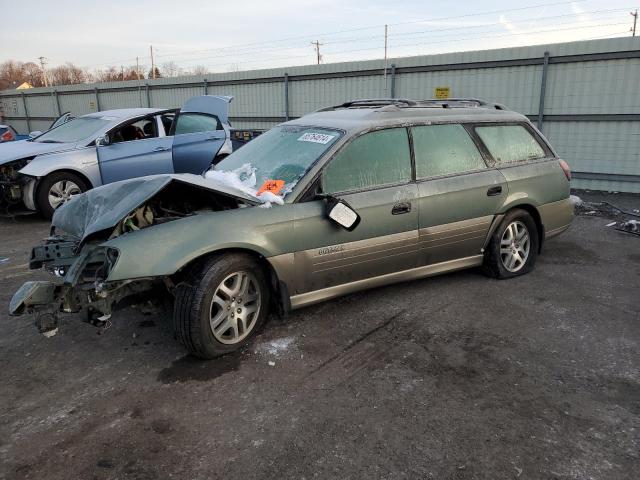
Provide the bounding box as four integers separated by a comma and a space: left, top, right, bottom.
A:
417, 98, 508, 110
317, 98, 417, 111
316, 97, 509, 112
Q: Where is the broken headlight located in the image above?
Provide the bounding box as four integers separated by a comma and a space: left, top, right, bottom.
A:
0, 157, 34, 181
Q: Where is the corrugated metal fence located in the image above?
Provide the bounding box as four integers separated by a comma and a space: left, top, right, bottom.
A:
1, 37, 639, 192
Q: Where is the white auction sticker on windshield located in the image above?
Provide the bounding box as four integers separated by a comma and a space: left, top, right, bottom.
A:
297, 132, 335, 144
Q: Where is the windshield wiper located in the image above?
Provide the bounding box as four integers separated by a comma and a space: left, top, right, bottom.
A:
37, 140, 62, 143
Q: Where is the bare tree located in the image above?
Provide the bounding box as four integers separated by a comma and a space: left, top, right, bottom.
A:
48, 62, 87, 86
22, 62, 46, 87
189, 65, 209, 76
0, 60, 32, 90
147, 66, 162, 79
160, 61, 183, 77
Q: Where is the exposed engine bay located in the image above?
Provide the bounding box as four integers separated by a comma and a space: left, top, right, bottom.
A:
0, 158, 33, 215
10, 175, 258, 337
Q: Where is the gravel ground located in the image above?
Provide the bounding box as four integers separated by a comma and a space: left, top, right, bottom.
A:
0, 193, 638, 480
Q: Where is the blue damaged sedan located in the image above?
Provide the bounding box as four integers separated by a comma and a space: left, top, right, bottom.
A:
0, 95, 234, 218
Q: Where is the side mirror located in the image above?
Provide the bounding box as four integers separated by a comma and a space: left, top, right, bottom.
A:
96, 134, 110, 146
28, 131, 42, 139
326, 196, 360, 231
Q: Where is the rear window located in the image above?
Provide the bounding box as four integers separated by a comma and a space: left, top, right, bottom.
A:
475, 125, 546, 164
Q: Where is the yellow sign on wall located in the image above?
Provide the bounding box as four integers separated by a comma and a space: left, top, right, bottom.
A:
434, 87, 451, 99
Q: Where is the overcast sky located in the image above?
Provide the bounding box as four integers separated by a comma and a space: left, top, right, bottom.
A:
1, 0, 636, 73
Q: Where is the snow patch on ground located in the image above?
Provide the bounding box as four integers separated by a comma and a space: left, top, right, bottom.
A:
569, 195, 583, 206
256, 336, 296, 357
203, 163, 284, 207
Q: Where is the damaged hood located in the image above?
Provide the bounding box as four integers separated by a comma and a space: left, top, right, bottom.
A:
52, 173, 260, 241
0, 140, 76, 165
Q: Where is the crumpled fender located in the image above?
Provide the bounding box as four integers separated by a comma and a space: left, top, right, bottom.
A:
102, 204, 294, 281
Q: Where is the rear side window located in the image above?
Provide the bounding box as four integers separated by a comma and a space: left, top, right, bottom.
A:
412, 124, 486, 178
174, 113, 221, 134
323, 128, 411, 194
475, 125, 546, 164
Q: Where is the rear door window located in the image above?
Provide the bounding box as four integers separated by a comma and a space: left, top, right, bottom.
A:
322, 128, 412, 194
174, 113, 221, 135
412, 124, 486, 178
475, 124, 546, 164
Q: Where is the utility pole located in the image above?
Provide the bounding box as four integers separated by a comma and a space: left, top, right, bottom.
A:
121, 65, 124, 81
150, 45, 156, 79
37, 56, 49, 87
311, 41, 323, 65
136, 57, 141, 80
383, 24, 388, 95
631, 9, 638, 37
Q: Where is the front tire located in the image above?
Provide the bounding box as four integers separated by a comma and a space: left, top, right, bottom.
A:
483, 209, 539, 279
173, 253, 270, 359
36, 171, 89, 219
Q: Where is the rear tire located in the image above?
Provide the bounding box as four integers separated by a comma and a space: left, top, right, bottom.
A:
173, 253, 270, 359
36, 171, 89, 219
482, 209, 539, 279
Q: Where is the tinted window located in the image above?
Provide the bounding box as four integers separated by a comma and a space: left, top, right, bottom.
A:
323, 128, 411, 194
476, 125, 546, 164
174, 113, 221, 134
413, 124, 485, 178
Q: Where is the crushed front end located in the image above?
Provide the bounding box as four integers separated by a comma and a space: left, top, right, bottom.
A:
9, 232, 156, 336
9, 173, 259, 337
0, 158, 35, 216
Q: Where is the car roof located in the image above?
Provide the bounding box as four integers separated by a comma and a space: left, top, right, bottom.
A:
287, 98, 529, 133
81, 108, 167, 120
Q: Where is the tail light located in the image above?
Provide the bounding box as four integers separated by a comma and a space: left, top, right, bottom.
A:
1, 130, 15, 142
558, 159, 571, 181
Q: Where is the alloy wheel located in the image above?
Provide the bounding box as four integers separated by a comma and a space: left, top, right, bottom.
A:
209, 271, 261, 344
500, 220, 530, 273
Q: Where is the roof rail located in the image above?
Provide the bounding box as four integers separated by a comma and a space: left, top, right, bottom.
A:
317, 98, 417, 111
418, 98, 509, 110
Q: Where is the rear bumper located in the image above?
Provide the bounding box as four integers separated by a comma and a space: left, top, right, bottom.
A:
539, 197, 574, 239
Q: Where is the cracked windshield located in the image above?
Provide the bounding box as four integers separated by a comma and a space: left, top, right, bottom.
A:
209, 125, 343, 200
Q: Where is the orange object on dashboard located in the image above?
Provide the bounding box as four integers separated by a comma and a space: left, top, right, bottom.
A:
257, 179, 285, 195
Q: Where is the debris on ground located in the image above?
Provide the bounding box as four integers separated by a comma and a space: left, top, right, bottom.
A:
614, 219, 640, 236
573, 197, 640, 220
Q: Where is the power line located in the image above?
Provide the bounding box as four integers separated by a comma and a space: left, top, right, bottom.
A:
152, 0, 589, 60
189, 20, 631, 72
140, 7, 631, 70
50, 1, 630, 74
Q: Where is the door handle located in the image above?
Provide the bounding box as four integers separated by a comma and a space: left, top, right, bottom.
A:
487, 186, 502, 196
392, 202, 411, 215
153, 146, 169, 152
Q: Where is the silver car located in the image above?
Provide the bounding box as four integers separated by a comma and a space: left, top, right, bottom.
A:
0, 95, 233, 218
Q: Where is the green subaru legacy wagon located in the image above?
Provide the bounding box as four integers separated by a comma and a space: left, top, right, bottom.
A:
10, 98, 573, 359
